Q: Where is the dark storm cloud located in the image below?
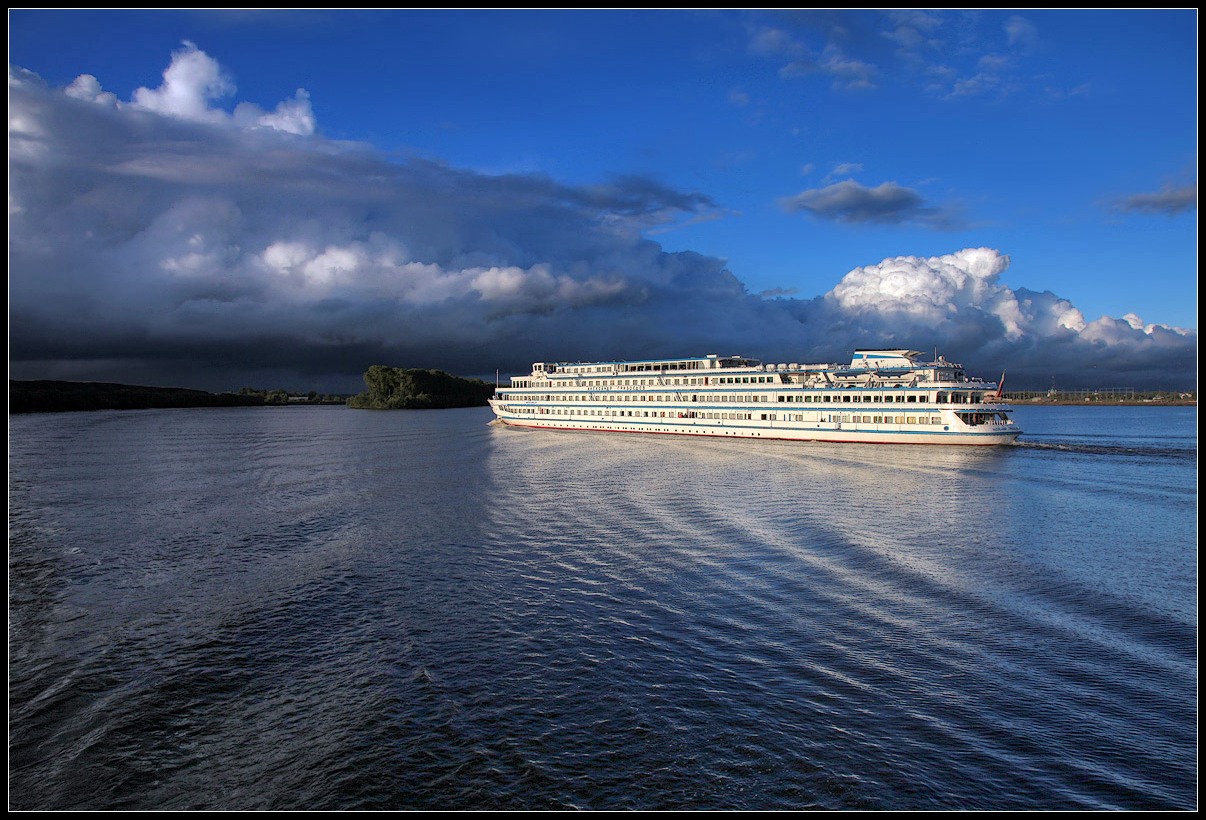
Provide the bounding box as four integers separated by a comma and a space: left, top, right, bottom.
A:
8, 48, 1196, 393
779, 179, 963, 229
8, 61, 746, 390
1114, 183, 1197, 216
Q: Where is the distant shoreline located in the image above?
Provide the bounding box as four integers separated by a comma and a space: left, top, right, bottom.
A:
1005, 399, 1195, 407
8, 380, 270, 414
9, 378, 1194, 414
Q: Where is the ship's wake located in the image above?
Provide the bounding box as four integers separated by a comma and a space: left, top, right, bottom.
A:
1013, 438, 1195, 460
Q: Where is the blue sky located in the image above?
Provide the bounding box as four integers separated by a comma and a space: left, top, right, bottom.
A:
8, 9, 1198, 391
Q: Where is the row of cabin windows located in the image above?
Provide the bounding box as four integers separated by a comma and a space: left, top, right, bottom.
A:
848, 415, 944, 425
718, 376, 777, 384
516, 408, 757, 420
559, 364, 705, 374
498, 391, 982, 404
780, 394, 926, 404
562, 377, 712, 387
620, 362, 705, 372
525, 374, 777, 387
498, 394, 769, 403
500, 406, 948, 427
733, 413, 945, 425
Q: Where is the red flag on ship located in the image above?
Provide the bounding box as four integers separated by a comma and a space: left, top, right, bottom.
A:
995, 371, 1006, 399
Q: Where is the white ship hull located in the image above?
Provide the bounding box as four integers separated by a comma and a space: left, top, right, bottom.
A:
489, 349, 1022, 446
489, 413, 1019, 445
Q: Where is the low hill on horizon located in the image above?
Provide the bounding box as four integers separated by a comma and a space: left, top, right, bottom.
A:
9, 379, 265, 414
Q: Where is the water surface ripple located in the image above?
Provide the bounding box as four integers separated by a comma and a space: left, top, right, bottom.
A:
8, 405, 1196, 810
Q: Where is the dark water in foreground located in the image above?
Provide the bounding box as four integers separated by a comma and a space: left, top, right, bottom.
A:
9, 405, 1197, 810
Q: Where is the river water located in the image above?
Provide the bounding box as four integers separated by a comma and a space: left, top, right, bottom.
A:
8, 404, 1197, 810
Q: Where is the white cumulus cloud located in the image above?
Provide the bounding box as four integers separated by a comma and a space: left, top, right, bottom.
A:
131, 40, 235, 123
65, 40, 315, 136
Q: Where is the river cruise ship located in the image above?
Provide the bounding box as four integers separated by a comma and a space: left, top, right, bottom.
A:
488, 349, 1021, 445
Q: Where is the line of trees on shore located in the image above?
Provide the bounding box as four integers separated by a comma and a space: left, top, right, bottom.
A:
1003, 390, 1195, 405
234, 387, 349, 405
10, 380, 267, 414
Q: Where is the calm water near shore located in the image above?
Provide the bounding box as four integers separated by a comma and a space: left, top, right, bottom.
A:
8, 404, 1197, 810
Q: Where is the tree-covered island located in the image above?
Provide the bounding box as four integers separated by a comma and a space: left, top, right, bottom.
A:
346, 366, 495, 410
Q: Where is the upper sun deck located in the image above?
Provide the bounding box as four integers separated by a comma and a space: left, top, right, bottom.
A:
813, 349, 977, 386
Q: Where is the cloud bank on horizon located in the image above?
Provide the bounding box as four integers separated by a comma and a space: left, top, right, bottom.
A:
8, 44, 1197, 392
